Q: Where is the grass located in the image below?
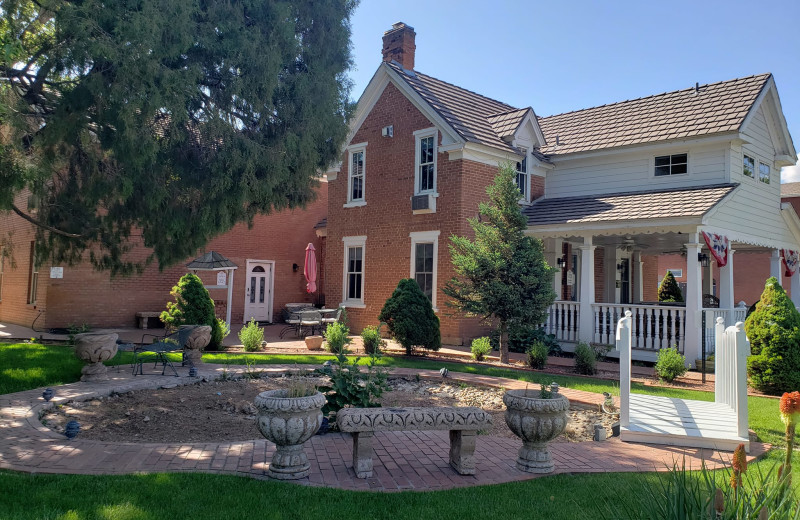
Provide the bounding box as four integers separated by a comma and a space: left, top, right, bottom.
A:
0, 341, 797, 519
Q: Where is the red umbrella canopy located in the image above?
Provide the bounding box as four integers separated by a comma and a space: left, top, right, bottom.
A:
304, 243, 317, 293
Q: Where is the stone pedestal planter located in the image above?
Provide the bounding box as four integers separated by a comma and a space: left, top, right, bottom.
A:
180, 325, 211, 365
503, 389, 570, 474
74, 332, 119, 382
255, 389, 326, 480
304, 335, 323, 351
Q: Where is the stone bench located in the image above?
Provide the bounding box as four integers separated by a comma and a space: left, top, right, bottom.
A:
135, 312, 162, 329
336, 406, 492, 478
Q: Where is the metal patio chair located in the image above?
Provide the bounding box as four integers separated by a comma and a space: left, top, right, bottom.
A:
133, 326, 196, 376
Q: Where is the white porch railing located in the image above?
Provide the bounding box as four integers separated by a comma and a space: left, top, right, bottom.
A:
592, 303, 686, 351
702, 308, 748, 356
714, 317, 751, 438
543, 301, 579, 342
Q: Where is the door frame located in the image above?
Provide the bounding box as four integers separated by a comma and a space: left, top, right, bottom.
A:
243, 259, 275, 324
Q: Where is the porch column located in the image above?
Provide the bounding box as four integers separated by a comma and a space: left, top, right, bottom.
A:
770, 249, 783, 284
578, 236, 596, 343
633, 252, 644, 303
684, 236, 703, 367
719, 250, 735, 311
791, 271, 800, 309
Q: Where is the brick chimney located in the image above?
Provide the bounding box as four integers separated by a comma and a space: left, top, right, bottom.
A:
382, 22, 416, 70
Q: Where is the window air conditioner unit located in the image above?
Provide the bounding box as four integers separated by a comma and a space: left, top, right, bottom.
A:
411, 193, 435, 214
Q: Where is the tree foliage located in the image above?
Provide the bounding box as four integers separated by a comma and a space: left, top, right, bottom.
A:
744, 277, 800, 394
378, 278, 441, 355
443, 162, 555, 363
657, 271, 684, 303
0, 0, 356, 274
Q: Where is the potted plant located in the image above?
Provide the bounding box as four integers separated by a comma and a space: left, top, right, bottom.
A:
254, 381, 326, 480
304, 335, 324, 351
503, 385, 569, 473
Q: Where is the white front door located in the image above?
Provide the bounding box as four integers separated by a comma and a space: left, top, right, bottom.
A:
243, 261, 274, 323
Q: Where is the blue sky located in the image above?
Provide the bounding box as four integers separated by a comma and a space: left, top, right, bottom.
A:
347, 0, 800, 180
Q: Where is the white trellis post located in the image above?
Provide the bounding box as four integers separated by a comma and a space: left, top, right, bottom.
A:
714, 317, 751, 444
615, 310, 632, 427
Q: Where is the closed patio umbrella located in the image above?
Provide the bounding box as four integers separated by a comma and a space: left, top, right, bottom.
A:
304, 243, 317, 293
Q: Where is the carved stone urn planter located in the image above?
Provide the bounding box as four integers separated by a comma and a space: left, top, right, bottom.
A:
503, 389, 570, 474
180, 325, 211, 365
254, 389, 326, 480
74, 332, 119, 382
304, 335, 323, 351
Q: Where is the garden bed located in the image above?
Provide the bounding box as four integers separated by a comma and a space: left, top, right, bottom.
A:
40, 375, 618, 443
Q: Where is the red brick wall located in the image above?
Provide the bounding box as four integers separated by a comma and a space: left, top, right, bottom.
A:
325, 81, 500, 345
0, 186, 328, 329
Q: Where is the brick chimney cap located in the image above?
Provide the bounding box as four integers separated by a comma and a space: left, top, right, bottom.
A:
386, 22, 415, 34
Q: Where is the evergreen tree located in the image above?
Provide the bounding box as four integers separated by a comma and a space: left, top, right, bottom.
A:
161, 273, 225, 349
378, 278, 441, 355
443, 163, 555, 364
658, 271, 684, 303
744, 277, 800, 394
0, 0, 356, 274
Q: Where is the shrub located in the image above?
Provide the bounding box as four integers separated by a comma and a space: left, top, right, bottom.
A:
658, 271, 684, 303
470, 337, 492, 361
489, 324, 562, 355
527, 340, 548, 369
324, 321, 351, 354
745, 277, 800, 394
161, 273, 227, 349
315, 350, 389, 421
360, 325, 385, 355
238, 318, 264, 352
378, 278, 441, 355
574, 341, 596, 375
654, 347, 687, 382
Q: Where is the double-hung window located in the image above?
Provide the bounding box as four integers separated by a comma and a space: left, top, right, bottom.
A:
743, 155, 755, 179
342, 236, 366, 307
414, 129, 437, 194
515, 147, 528, 201
759, 162, 770, 184
409, 231, 439, 309
654, 153, 688, 176
346, 143, 366, 206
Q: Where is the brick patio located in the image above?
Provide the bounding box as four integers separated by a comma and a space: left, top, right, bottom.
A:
0, 363, 768, 491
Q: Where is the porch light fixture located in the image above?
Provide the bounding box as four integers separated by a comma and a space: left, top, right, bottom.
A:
292, 263, 299, 272
698, 253, 710, 267
616, 263, 624, 272
556, 257, 566, 268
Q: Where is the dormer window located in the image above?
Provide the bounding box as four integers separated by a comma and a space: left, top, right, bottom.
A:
654, 154, 687, 176
516, 148, 528, 200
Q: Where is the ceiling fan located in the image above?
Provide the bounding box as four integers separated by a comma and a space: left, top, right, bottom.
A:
610, 235, 651, 252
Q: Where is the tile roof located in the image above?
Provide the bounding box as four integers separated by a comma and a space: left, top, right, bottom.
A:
523, 184, 737, 226
537, 74, 771, 155
487, 108, 530, 140
781, 182, 800, 197
386, 61, 519, 154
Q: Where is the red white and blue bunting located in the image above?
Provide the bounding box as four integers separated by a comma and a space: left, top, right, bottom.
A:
701, 231, 729, 267
782, 249, 799, 278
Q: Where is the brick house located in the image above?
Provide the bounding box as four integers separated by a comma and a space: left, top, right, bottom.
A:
324, 22, 798, 363
0, 185, 328, 330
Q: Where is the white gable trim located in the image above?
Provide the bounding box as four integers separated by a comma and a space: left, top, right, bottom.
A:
515, 109, 547, 148
739, 77, 796, 160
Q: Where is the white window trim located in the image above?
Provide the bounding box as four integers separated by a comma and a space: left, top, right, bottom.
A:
409, 230, 440, 311
652, 152, 689, 178
414, 128, 438, 196
742, 153, 756, 180
516, 147, 530, 203
346, 142, 367, 206
758, 161, 771, 184
341, 235, 367, 308
665, 268, 683, 278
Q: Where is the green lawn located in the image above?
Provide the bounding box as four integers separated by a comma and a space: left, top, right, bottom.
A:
0, 342, 797, 520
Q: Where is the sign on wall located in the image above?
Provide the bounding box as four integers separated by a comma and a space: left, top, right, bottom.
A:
49, 267, 63, 279
566, 271, 575, 286
216, 271, 227, 286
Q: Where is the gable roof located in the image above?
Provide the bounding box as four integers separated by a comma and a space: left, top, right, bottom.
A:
781, 182, 800, 197
385, 61, 521, 155
537, 74, 771, 155
523, 184, 737, 226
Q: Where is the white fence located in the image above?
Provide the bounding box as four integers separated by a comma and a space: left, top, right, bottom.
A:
592, 304, 686, 351
701, 308, 748, 356
543, 301, 579, 342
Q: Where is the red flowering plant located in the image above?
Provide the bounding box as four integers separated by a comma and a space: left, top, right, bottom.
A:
780, 390, 800, 475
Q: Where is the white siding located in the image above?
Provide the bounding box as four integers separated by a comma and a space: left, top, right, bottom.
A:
546, 143, 729, 198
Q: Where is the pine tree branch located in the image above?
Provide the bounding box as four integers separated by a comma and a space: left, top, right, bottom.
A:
10, 203, 86, 239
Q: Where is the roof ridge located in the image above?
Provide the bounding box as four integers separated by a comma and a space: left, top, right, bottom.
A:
538, 73, 772, 121
389, 62, 518, 111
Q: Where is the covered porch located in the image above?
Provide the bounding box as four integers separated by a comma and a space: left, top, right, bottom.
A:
524, 184, 800, 364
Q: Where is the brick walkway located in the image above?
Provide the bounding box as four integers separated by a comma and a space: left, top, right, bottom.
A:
0, 364, 769, 491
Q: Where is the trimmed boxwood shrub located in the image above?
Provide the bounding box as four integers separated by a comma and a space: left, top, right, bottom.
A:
489, 324, 562, 355
378, 279, 441, 355
654, 347, 687, 382
744, 277, 800, 394
161, 273, 227, 349
574, 341, 597, 375
527, 340, 548, 369
658, 271, 684, 303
